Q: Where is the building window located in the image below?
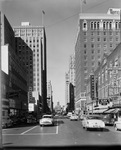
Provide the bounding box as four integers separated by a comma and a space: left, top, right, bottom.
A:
109, 31, 113, 35
110, 43, 113, 48
116, 37, 119, 42
84, 44, 86, 48
103, 32, 106, 35
106, 22, 109, 29
98, 49, 100, 53
91, 49, 94, 54
91, 44, 94, 48
83, 22, 87, 30
115, 22, 119, 30
94, 22, 96, 29
104, 37, 106, 41
109, 22, 112, 30
91, 32, 94, 36
84, 38, 87, 42
91, 38, 94, 42
97, 31, 100, 35
103, 22, 106, 30
97, 22, 100, 29
97, 44, 101, 48
90, 22, 93, 30
103, 44, 107, 48
116, 32, 119, 36
84, 50, 86, 54
97, 37, 100, 41
84, 32, 86, 35
110, 37, 113, 42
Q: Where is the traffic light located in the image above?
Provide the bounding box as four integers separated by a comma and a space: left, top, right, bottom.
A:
90, 74, 95, 100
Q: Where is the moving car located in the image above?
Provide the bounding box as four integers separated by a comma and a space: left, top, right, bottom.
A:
102, 114, 115, 125
114, 121, 121, 131
70, 114, 78, 121
39, 114, 54, 126
82, 115, 105, 131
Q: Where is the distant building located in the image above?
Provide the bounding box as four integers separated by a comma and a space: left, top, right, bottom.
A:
47, 81, 53, 112
75, 8, 121, 111
65, 53, 75, 111
54, 102, 62, 114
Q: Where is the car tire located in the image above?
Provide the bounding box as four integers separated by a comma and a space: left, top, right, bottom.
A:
114, 124, 118, 131
85, 127, 88, 131
100, 128, 103, 131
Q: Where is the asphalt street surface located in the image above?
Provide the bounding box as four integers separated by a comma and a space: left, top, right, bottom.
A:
2, 117, 121, 148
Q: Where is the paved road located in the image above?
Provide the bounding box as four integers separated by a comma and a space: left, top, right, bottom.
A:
2, 118, 121, 147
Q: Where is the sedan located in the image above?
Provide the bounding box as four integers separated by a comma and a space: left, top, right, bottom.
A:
39, 114, 54, 126
82, 115, 105, 131
114, 121, 121, 131
70, 114, 78, 121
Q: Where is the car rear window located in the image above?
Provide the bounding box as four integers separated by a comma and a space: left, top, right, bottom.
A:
87, 116, 102, 120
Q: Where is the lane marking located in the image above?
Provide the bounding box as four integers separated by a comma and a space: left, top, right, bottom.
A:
56, 125, 58, 134
3, 132, 57, 136
20, 126, 37, 135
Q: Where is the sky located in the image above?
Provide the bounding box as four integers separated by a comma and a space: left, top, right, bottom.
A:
1, 0, 121, 107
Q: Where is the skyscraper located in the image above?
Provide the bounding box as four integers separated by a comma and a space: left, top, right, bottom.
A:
75, 8, 121, 110
13, 23, 48, 113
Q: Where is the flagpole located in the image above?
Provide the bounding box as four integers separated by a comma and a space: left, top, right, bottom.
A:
80, 0, 82, 13
42, 10, 45, 27
42, 11, 44, 27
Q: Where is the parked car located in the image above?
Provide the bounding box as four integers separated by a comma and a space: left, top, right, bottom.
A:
2, 117, 13, 128
67, 112, 72, 118
70, 114, 78, 121
39, 114, 54, 126
82, 115, 105, 131
102, 114, 115, 125
114, 121, 121, 131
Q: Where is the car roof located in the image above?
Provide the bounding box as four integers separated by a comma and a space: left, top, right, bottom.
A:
43, 114, 53, 117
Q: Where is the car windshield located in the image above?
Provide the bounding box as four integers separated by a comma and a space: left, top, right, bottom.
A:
42, 116, 52, 118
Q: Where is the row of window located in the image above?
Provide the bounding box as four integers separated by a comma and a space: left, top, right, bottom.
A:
83, 43, 115, 49
83, 21, 121, 30
84, 37, 119, 42
83, 31, 119, 36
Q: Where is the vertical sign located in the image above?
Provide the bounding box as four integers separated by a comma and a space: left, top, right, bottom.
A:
90, 75, 95, 100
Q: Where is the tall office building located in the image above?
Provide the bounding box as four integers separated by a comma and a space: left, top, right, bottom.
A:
1, 13, 28, 116
65, 72, 69, 106
65, 53, 75, 109
13, 23, 48, 112
75, 8, 121, 110
47, 81, 53, 112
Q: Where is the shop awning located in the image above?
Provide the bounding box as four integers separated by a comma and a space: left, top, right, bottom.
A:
103, 108, 120, 113
93, 108, 107, 114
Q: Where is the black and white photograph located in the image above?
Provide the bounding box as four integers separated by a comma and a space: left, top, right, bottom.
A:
0, 0, 121, 149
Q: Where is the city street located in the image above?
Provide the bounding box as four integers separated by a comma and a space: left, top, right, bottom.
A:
2, 118, 121, 148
